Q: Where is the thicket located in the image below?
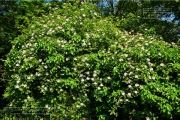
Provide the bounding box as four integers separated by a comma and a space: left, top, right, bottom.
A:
2, 1, 180, 120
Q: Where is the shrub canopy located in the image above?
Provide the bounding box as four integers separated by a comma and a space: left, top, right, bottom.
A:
3, 2, 180, 119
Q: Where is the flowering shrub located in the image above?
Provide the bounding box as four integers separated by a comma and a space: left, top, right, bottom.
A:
3, 2, 180, 119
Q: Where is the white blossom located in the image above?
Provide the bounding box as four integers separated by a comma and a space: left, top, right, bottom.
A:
36, 72, 41, 76
76, 105, 80, 108
80, 74, 83, 78
146, 117, 150, 120
66, 58, 69, 61
93, 82, 97, 85
141, 47, 145, 50
30, 48, 34, 51
23, 84, 27, 87
85, 71, 90, 75
58, 26, 62, 29
127, 79, 131, 83
22, 50, 26, 54
134, 91, 138, 94
44, 65, 48, 69
136, 68, 140, 71
135, 75, 138, 78
80, 103, 84, 106
135, 83, 139, 87
119, 58, 123, 62
93, 73, 97, 77
66, 18, 69, 21
82, 42, 86, 46
129, 72, 133, 75
27, 96, 30, 99
86, 77, 90, 80
15, 85, 19, 89
124, 54, 128, 57
128, 85, 132, 88
160, 63, 164, 67
81, 79, 84, 82
45, 104, 49, 108
124, 73, 127, 76
44, 87, 47, 91
127, 93, 131, 96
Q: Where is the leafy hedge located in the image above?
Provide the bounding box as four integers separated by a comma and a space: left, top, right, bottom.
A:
3, 2, 180, 120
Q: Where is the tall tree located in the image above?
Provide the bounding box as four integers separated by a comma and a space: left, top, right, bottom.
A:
115, 0, 179, 43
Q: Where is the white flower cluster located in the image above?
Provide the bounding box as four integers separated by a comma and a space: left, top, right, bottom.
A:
79, 70, 104, 90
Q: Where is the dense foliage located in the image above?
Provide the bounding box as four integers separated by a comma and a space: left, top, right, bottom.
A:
0, 0, 60, 111
3, 2, 180, 119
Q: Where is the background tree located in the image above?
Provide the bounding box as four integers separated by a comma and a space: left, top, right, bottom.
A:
70, 0, 179, 43
114, 0, 180, 43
